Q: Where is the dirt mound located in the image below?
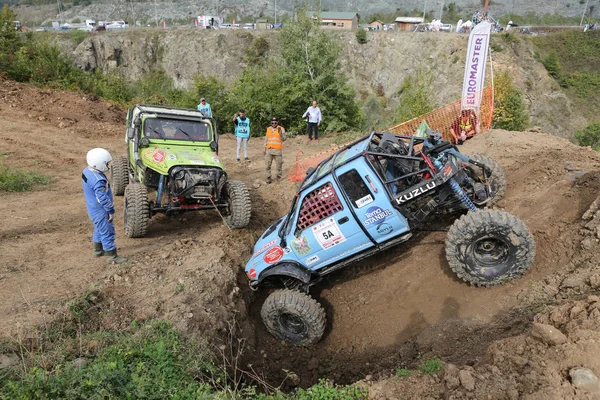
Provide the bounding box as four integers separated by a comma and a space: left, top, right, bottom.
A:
2, 80, 600, 395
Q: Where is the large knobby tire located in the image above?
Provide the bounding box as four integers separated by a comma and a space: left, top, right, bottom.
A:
261, 289, 326, 346
110, 155, 129, 197
466, 153, 506, 207
445, 209, 535, 287
124, 183, 149, 238
223, 181, 251, 228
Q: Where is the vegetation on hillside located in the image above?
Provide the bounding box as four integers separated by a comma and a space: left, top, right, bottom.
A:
575, 122, 600, 151
533, 30, 600, 121
492, 71, 529, 131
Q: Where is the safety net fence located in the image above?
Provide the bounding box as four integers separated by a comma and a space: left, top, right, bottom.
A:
288, 85, 494, 183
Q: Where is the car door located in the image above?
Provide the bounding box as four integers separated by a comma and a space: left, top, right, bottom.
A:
286, 177, 373, 271
336, 160, 410, 244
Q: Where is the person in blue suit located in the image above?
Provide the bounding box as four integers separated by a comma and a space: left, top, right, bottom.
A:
82, 148, 128, 264
197, 98, 212, 117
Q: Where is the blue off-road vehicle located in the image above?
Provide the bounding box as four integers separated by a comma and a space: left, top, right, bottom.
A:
245, 130, 535, 346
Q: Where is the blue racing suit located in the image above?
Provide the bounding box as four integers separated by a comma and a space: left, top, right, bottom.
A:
82, 167, 116, 251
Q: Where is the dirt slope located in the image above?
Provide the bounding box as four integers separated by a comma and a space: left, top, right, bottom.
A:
1, 80, 600, 395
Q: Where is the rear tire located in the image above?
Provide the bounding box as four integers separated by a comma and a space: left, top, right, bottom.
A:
466, 153, 506, 206
223, 181, 251, 228
111, 155, 129, 196
445, 209, 535, 287
124, 183, 149, 238
261, 289, 326, 346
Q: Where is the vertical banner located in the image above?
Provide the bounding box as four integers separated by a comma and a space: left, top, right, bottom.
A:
461, 21, 491, 113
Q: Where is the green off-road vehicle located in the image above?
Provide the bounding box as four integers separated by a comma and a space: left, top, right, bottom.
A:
111, 104, 251, 237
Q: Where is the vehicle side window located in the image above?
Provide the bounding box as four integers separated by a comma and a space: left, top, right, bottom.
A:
296, 182, 343, 231
338, 169, 373, 208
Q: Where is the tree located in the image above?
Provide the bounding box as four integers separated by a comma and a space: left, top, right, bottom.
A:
0, 5, 21, 74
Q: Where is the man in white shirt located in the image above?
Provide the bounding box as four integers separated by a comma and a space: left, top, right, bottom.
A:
302, 100, 322, 142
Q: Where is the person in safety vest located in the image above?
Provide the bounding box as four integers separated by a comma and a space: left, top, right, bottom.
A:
263, 117, 287, 184
233, 109, 250, 162
449, 109, 479, 144
82, 148, 128, 264
197, 97, 212, 117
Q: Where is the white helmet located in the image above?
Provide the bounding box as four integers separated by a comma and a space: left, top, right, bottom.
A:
86, 148, 112, 172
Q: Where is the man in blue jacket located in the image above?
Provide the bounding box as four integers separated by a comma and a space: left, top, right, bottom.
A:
82, 148, 128, 264
197, 98, 212, 117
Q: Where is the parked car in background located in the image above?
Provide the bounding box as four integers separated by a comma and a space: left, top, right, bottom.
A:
106, 21, 129, 30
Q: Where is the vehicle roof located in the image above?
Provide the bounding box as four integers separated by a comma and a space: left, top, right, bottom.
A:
132, 104, 210, 121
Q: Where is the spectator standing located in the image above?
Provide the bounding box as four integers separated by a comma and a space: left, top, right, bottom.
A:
233, 109, 250, 162
197, 98, 212, 117
302, 100, 322, 141
263, 117, 286, 184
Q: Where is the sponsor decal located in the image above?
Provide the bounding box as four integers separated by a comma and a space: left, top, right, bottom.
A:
291, 235, 312, 255
305, 255, 319, 265
168, 154, 176, 161
395, 181, 437, 205
248, 268, 257, 279
253, 239, 277, 258
190, 160, 206, 165
264, 246, 284, 264
312, 218, 346, 250
152, 150, 166, 163
376, 223, 393, 236
364, 206, 393, 226
212, 153, 221, 163
355, 194, 374, 208
283, 247, 292, 254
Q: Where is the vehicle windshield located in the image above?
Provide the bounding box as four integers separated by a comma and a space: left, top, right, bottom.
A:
144, 118, 212, 142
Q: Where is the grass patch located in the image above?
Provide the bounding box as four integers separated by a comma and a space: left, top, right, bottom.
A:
0, 164, 52, 192
395, 367, 412, 378
418, 358, 443, 375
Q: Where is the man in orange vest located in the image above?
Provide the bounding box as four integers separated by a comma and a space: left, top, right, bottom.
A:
264, 117, 287, 184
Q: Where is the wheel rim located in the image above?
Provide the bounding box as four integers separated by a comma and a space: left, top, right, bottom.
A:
279, 313, 307, 336
466, 235, 513, 278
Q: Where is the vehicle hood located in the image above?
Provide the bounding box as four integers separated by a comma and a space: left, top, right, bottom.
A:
140, 145, 223, 175
245, 216, 293, 279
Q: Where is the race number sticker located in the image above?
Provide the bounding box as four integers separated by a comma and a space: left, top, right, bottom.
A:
355, 194, 374, 208
312, 218, 346, 250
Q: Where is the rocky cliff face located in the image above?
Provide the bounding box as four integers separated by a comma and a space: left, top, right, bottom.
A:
71, 29, 583, 138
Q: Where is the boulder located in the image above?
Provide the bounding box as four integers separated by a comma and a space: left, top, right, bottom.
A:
531, 323, 568, 346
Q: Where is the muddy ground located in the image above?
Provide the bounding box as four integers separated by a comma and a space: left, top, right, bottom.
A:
1, 79, 600, 398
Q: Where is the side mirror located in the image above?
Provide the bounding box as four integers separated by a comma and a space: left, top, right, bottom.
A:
210, 141, 218, 152
139, 137, 150, 148
134, 116, 141, 128
126, 127, 135, 140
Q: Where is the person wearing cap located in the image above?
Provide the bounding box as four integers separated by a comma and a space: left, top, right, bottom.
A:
233, 109, 250, 162
197, 98, 212, 117
264, 117, 286, 184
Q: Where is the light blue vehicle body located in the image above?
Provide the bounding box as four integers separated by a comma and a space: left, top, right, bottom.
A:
245, 136, 418, 288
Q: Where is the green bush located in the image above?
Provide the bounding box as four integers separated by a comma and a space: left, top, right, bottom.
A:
393, 71, 435, 124
542, 51, 567, 87
492, 71, 529, 131
245, 37, 270, 65
355, 28, 367, 44
575, 122, 600, 150
0, 322, 216, 399
395, 368, 412, 377
0, 164, 52, 192
418, 358, 443, 375
69, 29, 88, 45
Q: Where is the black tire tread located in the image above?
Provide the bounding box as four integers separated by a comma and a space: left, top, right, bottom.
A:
111, 155, 129, 196
224, 181, 251, 228
445, 209, 535, 287
124, 183, 149, 238
467, 153, 506, 207
261, 289, 326, 346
